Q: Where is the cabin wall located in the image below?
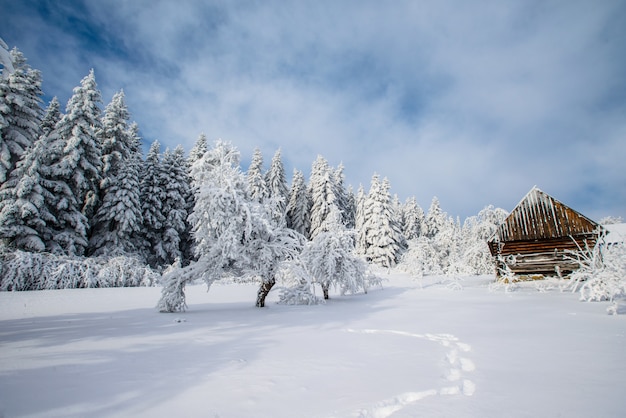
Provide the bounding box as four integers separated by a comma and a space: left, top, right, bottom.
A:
491, 235, 597, 277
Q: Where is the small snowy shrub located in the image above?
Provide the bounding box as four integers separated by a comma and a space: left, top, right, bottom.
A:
274, 259, 323, 305
0, 250, 159, 290
569, 242, 626, 313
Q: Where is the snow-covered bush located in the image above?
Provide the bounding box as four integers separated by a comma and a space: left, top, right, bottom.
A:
568, 242, 626, 313
274, 259, 323, 305
0, 250, 159, 290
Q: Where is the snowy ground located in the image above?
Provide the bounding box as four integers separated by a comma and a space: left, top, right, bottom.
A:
1, 270, 625, 418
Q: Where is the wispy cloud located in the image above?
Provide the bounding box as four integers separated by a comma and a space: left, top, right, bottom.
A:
1, 0, 625, 220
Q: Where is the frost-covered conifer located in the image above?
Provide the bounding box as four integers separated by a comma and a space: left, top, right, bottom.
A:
354, 184, 367, 254
0, 48, 43, 183
286, 169, 310, 237
188, 133, 208, 164
425, 197, 446, 238
140, 140, 166, 266
44, 70, 102, 256
158, 146, 192, 265
247, 147, 267, 203
265, 149, 289, 215
309, 155, 337, 239
402, 197, 425, 240
362, 174, 404, 267
40, 97, 61, 136
0, 111, 58, 252
89, 92, 143, 257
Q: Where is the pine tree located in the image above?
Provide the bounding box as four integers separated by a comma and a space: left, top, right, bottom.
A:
402, 197, 425, 240
140, 140, 166, 266
332, 163, 351, 227
0, 100, 61, 251
286, 169, 311, 237
0, 47, 43, 183
265, 148, 289, 217
159, 145, 192, 265
188, 132, 207, 164
247, 147, 267, 203
362, 174, 404, 267
308, 155, 337, 239
354, 184, 367, 254
44, 70, 102, 256
89, 92, 143, 256
425, 196, 446, 238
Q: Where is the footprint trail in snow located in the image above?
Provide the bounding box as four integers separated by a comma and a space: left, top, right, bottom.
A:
344, 329, 476, 418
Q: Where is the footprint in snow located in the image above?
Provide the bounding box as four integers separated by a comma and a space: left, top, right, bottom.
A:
345, 329, 477, 418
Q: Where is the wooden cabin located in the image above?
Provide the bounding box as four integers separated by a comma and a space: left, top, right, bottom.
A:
487, 187, 602, 278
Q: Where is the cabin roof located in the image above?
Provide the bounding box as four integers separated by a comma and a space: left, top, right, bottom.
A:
489, 186, 600, 243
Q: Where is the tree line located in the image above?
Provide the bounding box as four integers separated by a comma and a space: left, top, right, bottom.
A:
0, 42, 510, 303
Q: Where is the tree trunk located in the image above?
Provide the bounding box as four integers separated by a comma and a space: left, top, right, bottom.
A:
322, 282, 329, 300
256, 278, 276, 307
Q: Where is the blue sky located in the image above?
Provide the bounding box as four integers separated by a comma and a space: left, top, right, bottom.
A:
2, 0, 625, 221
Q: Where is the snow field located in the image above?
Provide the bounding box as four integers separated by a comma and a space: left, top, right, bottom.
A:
1, 271, 625, 417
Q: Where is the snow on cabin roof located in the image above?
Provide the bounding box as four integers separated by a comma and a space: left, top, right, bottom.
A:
490, 186, 600, 243
602, 223, 626, 245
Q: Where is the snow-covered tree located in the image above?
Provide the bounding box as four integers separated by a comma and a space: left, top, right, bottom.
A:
188, 133, 208, 164
301, 205, 368, 299
402, 197, 425, 240
354, 184, 367, 254
286, 169, 310, 236
265, 148, 289, 218
247, 147, 267, 203
460, 205, 508, 275
0, 37, 15, 79
361, 174, 404, 267
0, 118, 58, 252
0, 47, 43, 183
44, 70, 102, 256
158, 145, 192, 266
40, 97, 61, 135
309, 155, 338, 239
425, 197, 446, 238
140, 140, 166, 266
89, 92, 143, 257
158, 140, 304, 312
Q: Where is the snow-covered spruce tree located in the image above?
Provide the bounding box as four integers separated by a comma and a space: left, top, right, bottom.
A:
247, 147, 267, 203
344, 185, 356, 230
354, 184, 367, 255
0, 47, 43, 184
0, 37, 14, 79
266, 149, 289, 210
188, 132, 208, 164
89, 92, 143, 257
0, 99, 61, 252
425, 196, 446, 238
402, 197, 425, 241
286, 169, 311, 237
157, 140, 304, 312
308, 155, 338, 239
332, 164, 352, 227
301, 205, 368, 299
139, 140, 166, 266
44, 70, 103, 256
361, 174, 404, 267
158, 146, 192, 266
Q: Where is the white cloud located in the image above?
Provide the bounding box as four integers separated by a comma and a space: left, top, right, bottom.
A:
2, 0, 624, 220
